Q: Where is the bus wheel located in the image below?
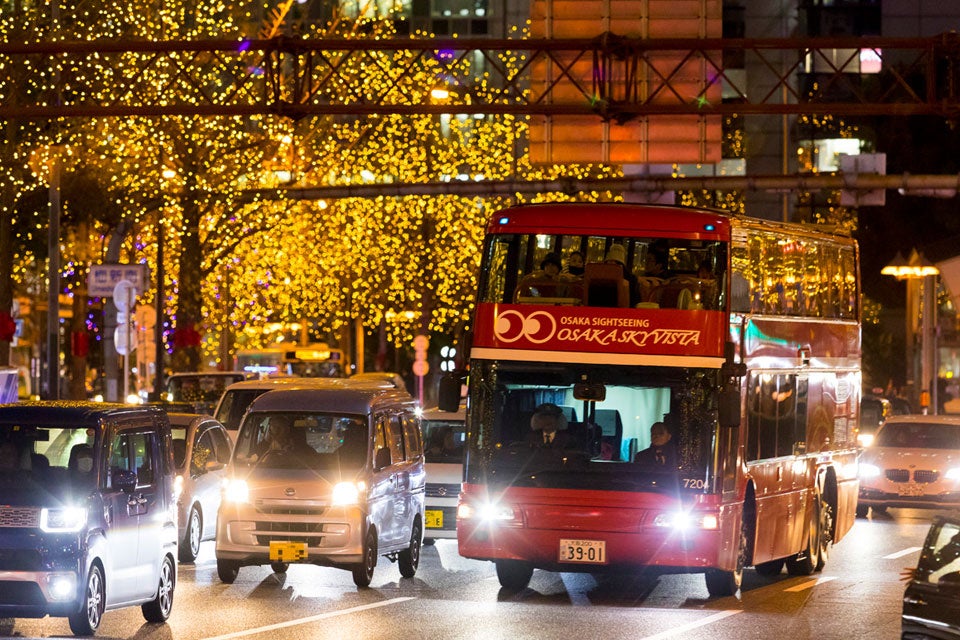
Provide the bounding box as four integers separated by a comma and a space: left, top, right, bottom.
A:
754, 558, 785, 577
705, 522, 746, 597
495, 560, 533, 590
787, 496, 822, 576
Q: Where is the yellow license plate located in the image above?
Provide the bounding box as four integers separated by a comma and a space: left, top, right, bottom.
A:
559, 539, 606, 564
269, 540, 307, 561
425, 510, 443, 529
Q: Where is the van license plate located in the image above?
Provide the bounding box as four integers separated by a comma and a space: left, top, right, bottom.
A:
559, 539, 606, 564
425, 510, 443, 528
269, 541, 307, 561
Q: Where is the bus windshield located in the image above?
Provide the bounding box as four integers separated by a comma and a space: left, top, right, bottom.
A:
466, 360, 718, 493
481, 233, 727, 311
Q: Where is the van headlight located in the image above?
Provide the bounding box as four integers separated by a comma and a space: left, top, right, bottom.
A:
223, 478, 249, 503
40, 507, 87, 533
331, 481, 365, 506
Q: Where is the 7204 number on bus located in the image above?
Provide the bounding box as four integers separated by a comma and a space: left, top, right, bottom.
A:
559, 539, 607, 564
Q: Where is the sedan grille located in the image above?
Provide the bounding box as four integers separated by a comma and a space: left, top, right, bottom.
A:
885, 469, 909, 483
913, 469, 939, 483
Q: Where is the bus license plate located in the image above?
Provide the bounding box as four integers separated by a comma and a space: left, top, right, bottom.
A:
269, 541, 307, 561
559, 539, 606, 564
898, 483, 925, 497
425, 510, 443, 529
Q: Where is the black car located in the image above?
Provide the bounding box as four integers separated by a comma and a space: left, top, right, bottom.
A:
903, 515, 960, 638
0, 402, 178, 635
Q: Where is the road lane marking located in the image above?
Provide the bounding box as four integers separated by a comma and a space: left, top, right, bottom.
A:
638, 610, 742, 639
884, 546, 922, 560
783, 576, 836, 592
199, 597, 415, 640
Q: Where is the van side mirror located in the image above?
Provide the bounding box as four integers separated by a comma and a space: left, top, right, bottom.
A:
112, 468, 137, 493
374, 447, 391, 470
438, 371, 465, 412
718, 388, 741, 428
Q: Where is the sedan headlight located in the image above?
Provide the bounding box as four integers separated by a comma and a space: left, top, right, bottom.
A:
859, 463, 881, 479
223, 478, 249, 503
945, 467, 960, 481
40, 507, 88, 533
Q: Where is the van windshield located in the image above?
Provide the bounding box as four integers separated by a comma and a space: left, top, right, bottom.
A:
234, 411, 368, 470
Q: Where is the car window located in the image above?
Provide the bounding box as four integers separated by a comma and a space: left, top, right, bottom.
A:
387, 415, 404, 463
876, 422, 960, 449
402, 414, 423, 460
918, 520, 960, 584
192, 431, 215, 475
209, 426, 232, 463
423, 417, 465, 463
110, 430, 156, 487
216, 389, 270, 431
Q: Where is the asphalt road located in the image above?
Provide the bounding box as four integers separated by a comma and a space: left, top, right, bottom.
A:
1, 508, 938, 639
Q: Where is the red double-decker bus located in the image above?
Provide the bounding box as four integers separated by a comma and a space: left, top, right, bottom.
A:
440, 202, 860, 596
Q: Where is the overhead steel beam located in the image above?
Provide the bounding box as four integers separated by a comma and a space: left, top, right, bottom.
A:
239, 172, 960, 201
1, 34, 959, 119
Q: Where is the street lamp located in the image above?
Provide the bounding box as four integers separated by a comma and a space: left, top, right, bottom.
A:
883, 249, 940, 413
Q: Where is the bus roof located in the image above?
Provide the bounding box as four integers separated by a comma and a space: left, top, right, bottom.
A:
486, 203, 732, 240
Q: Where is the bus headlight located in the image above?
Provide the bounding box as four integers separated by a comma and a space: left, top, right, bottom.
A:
458, 501, 521, 525
331, 481, 365, 506
859, 463, 881, 480
40, 507, 87, 533
652, 511, 718, 531
223, 478, 249, 503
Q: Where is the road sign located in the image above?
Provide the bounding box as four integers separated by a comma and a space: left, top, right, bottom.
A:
113, 279, 137, 312
114, 325, 136, 356
88, 263, 148, 298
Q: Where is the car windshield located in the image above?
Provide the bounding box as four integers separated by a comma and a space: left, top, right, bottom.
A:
423, 417, 465, 463
234, 411, 368, 470
876, 422, 960, 449
0, 423, 99, 490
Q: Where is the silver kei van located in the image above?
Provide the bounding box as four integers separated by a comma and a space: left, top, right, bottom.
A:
215, 386, 425, 587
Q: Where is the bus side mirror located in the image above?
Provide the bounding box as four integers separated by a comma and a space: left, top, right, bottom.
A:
719, 388, 741, 428
438, 371, 465, 412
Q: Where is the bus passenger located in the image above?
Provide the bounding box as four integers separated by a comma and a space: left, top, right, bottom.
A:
605, 244, 640, 307
562, 251, 585, 278
514, 253, 569, 301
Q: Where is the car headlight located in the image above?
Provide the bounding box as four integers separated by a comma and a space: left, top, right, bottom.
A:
331, 481, 365, 506
174, 474, 184, 501
859, 463, 881, 479
945, 467, 960, 481
40, 507, 88, 533
857, 433, 875, 448
223, 478, 249, 503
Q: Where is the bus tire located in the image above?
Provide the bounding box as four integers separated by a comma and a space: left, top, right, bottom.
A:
495, 560, 533, 590
786, 495, 823, 576
705, 520, 746, 597
754, 558, 785, 577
